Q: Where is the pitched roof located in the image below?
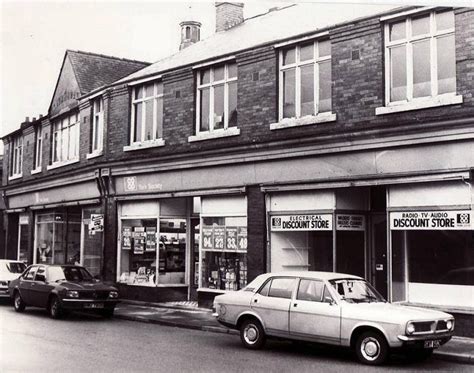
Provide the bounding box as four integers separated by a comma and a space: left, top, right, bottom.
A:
66, 50, 150, 94
116, 2, 400, 85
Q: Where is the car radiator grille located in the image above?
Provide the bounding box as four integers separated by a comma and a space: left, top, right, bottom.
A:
79, 291, 109, 300
413, 321, 435, 333
436, 320, 448, 331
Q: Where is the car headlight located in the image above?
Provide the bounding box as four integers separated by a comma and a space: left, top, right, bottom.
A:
446, 319, 454, 330
66, 290, 79, 298
406, 322, 415, 335
109, 291, 119, 299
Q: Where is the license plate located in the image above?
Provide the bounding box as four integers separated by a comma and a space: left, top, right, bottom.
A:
85, 303, 104, 309
424, 340, 440, 349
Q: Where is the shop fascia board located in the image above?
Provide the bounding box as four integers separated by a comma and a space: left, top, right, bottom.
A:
114, 187, 246, 200
260, 170, 471, 193
4, 169, 98, 196
110, 127, 474, 176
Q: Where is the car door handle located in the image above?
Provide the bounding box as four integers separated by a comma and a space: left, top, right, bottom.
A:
31, 283, 36, 287
254, 299, 258, 303
293, 303, 297, 307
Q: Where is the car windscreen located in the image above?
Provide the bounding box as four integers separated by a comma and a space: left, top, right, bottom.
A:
330, 279, 385, 303
48, 267, 94, 282
2, 262, 26, 274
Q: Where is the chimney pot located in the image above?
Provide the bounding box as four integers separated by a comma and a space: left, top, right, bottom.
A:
25, 116, 30, 122
215, 2, 244, 33
39, 114, 43, 118
32, 117, 37, 121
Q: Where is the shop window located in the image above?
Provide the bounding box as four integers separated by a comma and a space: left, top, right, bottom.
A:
196, 62, 238, 134
383, 10, 456, 106
336, 231, 365, 278
119, 219, 158, 286
130, 81, 163, 145
279, 39, 332, 121
200, 216, 247, 290
35, 211, 81, 265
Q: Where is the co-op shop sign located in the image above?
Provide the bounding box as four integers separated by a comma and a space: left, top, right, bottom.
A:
271, 214, 332, 231
390, 211, 473, 230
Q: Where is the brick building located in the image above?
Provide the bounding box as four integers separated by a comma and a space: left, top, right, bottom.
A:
2, 4, 473, 334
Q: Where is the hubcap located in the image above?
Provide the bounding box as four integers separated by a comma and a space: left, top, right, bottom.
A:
244, 324, 259, 344
15, 294, 20, 308
361, 337, 380, 361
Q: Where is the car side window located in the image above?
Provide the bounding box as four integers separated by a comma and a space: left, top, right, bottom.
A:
297, 279, 324, 302
268, 277, 296, 299
322, 286, 334, 303
35, 267, 46, 282
24, 266, 37, 280
258, 279, 271, 296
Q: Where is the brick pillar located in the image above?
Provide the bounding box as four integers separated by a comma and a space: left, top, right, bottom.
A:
103, 196, 117, 282
246, 185, 266, 283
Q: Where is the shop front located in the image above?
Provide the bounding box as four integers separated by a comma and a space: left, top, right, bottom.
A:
388, 181, 474, 310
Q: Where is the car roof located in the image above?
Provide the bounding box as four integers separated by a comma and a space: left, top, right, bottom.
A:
0, 260, 25, 264
257, 271, 363, 281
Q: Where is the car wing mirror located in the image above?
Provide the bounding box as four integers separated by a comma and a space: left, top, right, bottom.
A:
324, 296, 335, 305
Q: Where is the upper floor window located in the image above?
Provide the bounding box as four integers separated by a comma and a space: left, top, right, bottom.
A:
385, 10, 455, 104
9, 135, 23, 178
52, 113, 79, 164
131, 81, 163, 144
91, 97, 104, 153
34, 126, 42, 170
279, 39, 332, 121
196, 62, 237, 134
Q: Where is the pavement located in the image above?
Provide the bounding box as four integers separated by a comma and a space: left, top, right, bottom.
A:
114, 300, 474, 365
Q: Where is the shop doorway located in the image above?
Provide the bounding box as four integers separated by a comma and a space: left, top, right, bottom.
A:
371, 214, 388, 299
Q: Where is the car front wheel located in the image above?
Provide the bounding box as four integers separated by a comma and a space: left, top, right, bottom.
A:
240, 319, 265, 350
355, 331, 389, 365
49, 296, 63, 319
13, 291, 26, 312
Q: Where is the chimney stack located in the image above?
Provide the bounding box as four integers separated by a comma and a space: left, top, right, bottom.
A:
25, 116, 30, 122
179, 20, 202, 50
215, 2, 244, 33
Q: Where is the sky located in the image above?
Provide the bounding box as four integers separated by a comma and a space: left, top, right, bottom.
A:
0, 0, 471, 154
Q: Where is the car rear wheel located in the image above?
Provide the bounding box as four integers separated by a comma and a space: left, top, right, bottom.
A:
13, 291, 26, 312
240, 319, 265, 350
355, 331, 389, 365
49, 296, 63, 319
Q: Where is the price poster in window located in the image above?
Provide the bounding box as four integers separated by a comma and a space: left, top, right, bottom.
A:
122, 226, 132, 250
202, 226, 214, 250
237, 227, 248, 251
226, 227, 238, 250
133, 227, 145, 254
145, 227, 157, 252
213, 226, 225, 250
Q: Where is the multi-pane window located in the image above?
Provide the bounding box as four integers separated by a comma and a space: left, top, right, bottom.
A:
196, 62, 238, 133
385, 10, 455, 104
91, 97, 104, 153
34, 126, 42, 170
279, 39, 331, 120
9, 136, 23, 177
131, 81, 163, 144
52, 113, 79, 164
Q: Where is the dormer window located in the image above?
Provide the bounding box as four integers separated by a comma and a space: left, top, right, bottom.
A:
9, 135, 23, 179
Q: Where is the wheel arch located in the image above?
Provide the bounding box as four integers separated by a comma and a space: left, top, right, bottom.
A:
350, 323, 389, 349
236, 311, 266, 331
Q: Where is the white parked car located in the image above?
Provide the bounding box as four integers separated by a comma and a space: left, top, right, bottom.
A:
0, 260, 27, 296
213, 271, 454, 365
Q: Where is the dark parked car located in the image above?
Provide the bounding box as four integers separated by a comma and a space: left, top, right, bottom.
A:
9, 264, 119, 319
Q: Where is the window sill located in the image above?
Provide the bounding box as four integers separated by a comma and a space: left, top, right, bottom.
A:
8, 174, 22, 181
188, 127, 241, 142
123, 139, 165, 152
375, 94, 463, 115
31, 168, 42, 175
47, 158, 79, 171
86, 151, 103, 159
270, 113, 337, 130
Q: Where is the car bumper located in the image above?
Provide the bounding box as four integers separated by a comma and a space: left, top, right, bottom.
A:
397, 332, 452, 348
61, 299, 119, 310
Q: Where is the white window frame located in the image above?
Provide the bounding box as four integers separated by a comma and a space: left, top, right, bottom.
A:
195, 63, 238, 134
384, 10, 455, 107
129, 81, 164, 147
90, 97, 104, 155
9, 135, 23, 179
48, 113, 80, 169
278, 39, 331, 121
32, 126, 42, 172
